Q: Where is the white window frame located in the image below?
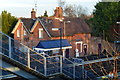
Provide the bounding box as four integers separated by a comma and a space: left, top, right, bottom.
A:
75, 41, 83, 53
17, 30, 20, 37
24, 30, 27, 36
39, 28, 43, 38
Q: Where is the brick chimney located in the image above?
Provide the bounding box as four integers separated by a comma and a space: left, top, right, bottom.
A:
54, 7, 63, 18
31, 8, 36, 19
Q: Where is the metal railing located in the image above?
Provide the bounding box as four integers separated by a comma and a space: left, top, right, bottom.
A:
0, 32, 88, 79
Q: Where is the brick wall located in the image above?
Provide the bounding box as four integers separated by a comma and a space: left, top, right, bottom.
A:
52, 33, 91, 58
14, 23, 23, 42
28, 22, 50, 48
88, 37, 114, 55
14, 21, 50, 48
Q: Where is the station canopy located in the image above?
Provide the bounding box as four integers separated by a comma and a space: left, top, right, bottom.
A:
34, 39, 72, 51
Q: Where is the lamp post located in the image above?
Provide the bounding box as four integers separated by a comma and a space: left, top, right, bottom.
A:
63, 21, 71, 38
55, 18, 71, 38
52, 28, 63, 55
52, 19, 71, 56
59, 28, 62, 55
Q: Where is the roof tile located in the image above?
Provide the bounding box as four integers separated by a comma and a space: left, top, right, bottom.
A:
21, 18, 36, 31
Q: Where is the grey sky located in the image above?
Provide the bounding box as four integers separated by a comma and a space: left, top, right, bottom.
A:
0, 0, 100, 18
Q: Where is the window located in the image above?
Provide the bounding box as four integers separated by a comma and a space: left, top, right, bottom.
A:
98, 43, 102, 53
83, 44, 87, 55
76, 41, 83, 53
17, 30, 20, 37
39, 28, 43, 38
24, 30, 27, 36
52, 50, 59, 54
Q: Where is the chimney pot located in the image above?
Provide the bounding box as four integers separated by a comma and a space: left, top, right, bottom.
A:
31, 8, 36, 19
54, 7, 63, 18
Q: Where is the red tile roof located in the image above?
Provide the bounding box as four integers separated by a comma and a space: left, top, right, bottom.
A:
41, 17, 91, 37
20, 17, 91, 37
21, 18, 36, 31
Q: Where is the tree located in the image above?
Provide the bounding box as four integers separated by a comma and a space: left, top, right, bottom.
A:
64, 4, 87, 18
64, 5, 76, 17
88, 2, 120, 41
58, 0, 88, 18
43, 10, 48, 17
0, 14, 2, 31
1, 10, 18, 36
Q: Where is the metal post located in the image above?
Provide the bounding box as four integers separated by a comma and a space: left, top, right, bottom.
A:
9, 37, 11, 58
82, 60, 85, 80
60, 56, 62, 73
63, 21, 70, 38
28, 49, 30, 68
0, 33, 2, 53
62, 49, 65, 60
64, 22, 65, 38
59, 28, 62, 55
73, 64, 76, 79
44, 57, 47, 76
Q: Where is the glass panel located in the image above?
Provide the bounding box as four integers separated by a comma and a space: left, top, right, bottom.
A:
46, 56, 61, 76
30, 50, 44, 75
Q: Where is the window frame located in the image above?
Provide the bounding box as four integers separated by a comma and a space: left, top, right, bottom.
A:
24, 30, 27, 36
39, 28, 43, 38
17, 30, 20, 37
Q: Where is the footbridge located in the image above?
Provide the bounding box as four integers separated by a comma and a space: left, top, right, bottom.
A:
0, 32, 119, 80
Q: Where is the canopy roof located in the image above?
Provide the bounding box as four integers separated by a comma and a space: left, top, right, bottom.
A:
35, 39, 72, 51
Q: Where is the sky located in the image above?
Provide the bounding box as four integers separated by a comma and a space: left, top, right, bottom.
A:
0, 0, 100, 18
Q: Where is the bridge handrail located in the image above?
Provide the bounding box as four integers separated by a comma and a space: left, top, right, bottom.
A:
0, 31, 84, 79
0, 31, 45, 58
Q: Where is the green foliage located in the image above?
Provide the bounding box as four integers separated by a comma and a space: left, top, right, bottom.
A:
1, 10, 18, 36
0, 15, 2, 31
88, 2, 120, 41
43, 10, 48, 17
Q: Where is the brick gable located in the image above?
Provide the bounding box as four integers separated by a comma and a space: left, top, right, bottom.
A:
12, 18, 50, 48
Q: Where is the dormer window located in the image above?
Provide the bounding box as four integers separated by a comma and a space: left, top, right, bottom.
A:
17, 30, 20, 37
39, 28, 43, 38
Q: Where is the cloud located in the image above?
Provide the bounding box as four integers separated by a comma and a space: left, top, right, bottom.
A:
0, 3, 33, 8
0, 3, 57, 8
0, 0, 98, 17
0, 0, 58, 8
66, 0, 100, 2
